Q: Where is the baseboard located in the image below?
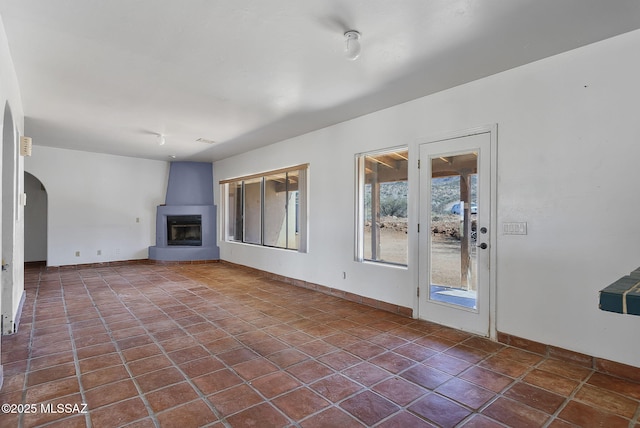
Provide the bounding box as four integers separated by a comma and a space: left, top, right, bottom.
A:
147, 259, 220, 265
38, 258, 220, 271
24, 261, 46, 268
498, 332, 640, 381
24, 259, 640, 380
220, 260, 413, 318
12, 291, 26, 333
218, 261, 640, 377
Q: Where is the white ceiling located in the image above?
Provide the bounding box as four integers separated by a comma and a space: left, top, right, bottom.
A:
1, 1, 639, 162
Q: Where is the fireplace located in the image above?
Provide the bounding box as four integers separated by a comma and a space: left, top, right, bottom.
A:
149, 161, 219, 261
167, 215, 202, 246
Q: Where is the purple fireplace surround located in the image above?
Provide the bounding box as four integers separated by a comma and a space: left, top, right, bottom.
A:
148, 162, 220, 261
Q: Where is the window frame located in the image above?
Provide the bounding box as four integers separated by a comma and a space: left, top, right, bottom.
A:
355, 146, 409, 266
221, 164, 308, 252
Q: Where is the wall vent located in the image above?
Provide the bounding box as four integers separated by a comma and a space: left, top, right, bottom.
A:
196, 138, 216, 144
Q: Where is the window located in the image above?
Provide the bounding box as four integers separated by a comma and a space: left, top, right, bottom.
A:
243, 177, 262, 245
356, 148, 408, 265
222, 164, 308, 252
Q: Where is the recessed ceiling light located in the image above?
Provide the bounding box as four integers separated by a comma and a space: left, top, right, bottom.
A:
169, 155, 177, 159
196, 138, 216, 144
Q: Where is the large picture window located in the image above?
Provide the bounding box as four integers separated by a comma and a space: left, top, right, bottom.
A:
356, 148, 408, 265
222, 164, 307, 252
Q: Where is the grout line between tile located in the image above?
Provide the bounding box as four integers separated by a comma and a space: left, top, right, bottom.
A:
17, 267, 46, 428
101, 269, 237, 427
76, 271, 160, 428
542, 369, 595, 428
631, 401, 640, 426
60, 276, 92, 428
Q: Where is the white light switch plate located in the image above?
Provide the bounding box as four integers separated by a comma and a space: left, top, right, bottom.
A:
503, 222, 527, 235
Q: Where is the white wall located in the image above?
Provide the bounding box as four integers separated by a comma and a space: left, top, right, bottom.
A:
0, 15, 25, 348
215, 29, 640, 367
25, 146, 168, 266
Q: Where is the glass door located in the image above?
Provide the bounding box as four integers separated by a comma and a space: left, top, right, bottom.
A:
419, 132, 492, 336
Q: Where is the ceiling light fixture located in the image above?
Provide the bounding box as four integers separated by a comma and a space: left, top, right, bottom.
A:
344, 30, 361, 60
158, 134, 166, 146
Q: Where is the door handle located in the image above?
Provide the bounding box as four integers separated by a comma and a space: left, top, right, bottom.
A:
477, 243, 488, 249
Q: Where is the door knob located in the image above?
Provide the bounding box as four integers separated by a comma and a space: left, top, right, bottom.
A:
477, 243, 488, 249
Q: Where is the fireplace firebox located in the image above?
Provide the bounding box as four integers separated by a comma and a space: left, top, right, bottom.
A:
167, 215, 202, 246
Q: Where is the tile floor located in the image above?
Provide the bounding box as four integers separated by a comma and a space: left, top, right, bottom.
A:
1, 262, 639, 427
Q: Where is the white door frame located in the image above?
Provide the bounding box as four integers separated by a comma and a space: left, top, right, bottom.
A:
417, 125, 498, 339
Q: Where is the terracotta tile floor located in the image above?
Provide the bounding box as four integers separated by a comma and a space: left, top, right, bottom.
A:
1, 262, 639, 427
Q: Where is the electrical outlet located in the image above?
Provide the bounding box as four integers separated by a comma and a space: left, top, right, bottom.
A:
75, 251, 80, 257
97, 250, 102, 256
136, 217, 140, 223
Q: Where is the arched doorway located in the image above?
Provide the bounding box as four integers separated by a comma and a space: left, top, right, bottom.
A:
24, 172, 47, 264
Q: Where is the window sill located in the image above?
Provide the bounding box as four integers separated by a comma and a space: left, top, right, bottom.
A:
361, 260, 409, 270
224, 240, 306, 253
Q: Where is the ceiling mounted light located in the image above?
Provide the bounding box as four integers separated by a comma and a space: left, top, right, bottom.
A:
344, 30, 361, 60
158, 134, 166, 146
